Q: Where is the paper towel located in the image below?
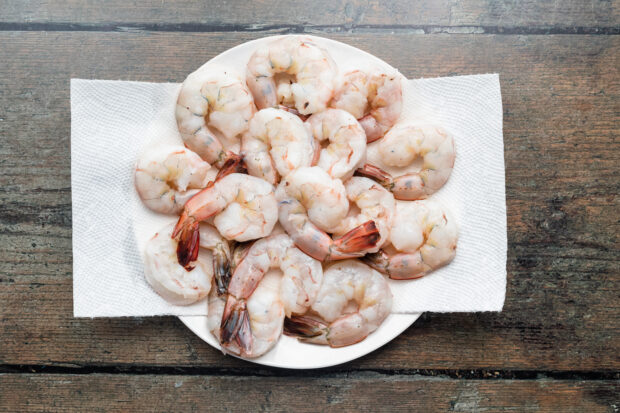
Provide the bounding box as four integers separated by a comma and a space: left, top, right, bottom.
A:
71, 73, 506, 317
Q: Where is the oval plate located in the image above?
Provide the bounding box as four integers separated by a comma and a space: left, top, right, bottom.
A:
179, 35, 421, 369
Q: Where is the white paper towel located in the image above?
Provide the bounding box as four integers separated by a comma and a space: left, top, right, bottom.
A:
71, 73, 506, 317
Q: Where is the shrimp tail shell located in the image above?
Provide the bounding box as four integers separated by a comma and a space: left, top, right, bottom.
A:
283, 316, 329, 345
278, 104, 309, 121
355, 164, 394, 189
364, 250, 429, 280
362, 249, 391, 275
220, 295, 253, 353
172, 214, 200, 270
212, 245, 233, 295
331, 220, 380, 259
230, 241, 254, 271
216, 152, 247, 180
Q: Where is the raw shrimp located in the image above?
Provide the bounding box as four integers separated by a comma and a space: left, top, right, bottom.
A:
143, 223, 231, 305
208, 270, 285, 358
305, 109, 367, 180
332, 177, 395, 253
246, 36, 337, 115
276, 167, 380, 261
219, 234, 323, 354
357, 124, 455, 200
135, 146, 210, 215
331, 70, 403, 142
241, 108, 314, 185
176, 72, 255, 167
173, 174, 278, 269
284, 260, 392, 347
364, 200, 458, 279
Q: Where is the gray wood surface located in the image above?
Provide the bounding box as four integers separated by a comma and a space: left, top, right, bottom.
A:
0, 1, 618, 412
0, 0, 618, 30
1, 374, 618, 412
1, 33, 618, 373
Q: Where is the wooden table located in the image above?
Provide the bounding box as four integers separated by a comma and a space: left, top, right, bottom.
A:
1, 1, 618, 411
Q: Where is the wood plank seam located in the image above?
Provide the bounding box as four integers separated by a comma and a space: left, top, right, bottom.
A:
1, 365, 618, 380
0, 22, 618, 34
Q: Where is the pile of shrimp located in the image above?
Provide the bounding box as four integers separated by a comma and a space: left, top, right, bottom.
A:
134, 35, 459, 359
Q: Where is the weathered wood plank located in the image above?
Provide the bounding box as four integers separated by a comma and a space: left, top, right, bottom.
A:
450, 0, 620, 29
0, 0, 618, 29
0, 32, 618, 370
0, 374, 618, 412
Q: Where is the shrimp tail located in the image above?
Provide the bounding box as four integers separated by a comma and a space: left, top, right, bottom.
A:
278, 104, 309, 121
331, 220, 380, 259
201, 152, 246, 192
365, 251, 427, 280
355, 164, 394, 189
283, 316, 329, 345
220, 295, 253, 353
172, 213, 200, 270
230, 241, 254, 271
212, 245, 232, 295
362, 249, 391, 275
216, 152, 247, 180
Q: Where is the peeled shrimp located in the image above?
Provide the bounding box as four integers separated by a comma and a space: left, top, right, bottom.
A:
176, 72, 255, 167
208, 270, 285, 358
241, 108, 314, 185
173, 173, 278, 269
305, 108, 367, 180
219, 234, 323, 354
143, 223, 231, 305
358, 124, 455, 200
331, 70, 403, 142
364, 200, 458, 279
246, 36, 337, 115
332, 177, 395, 253
284, 260, 392, 347
275, 167, 380, 261
135, 146, 210, 215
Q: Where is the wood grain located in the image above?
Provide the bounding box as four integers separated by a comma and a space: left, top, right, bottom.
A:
0, 0, 618, 29
1, 374, 618, 412
0, 32, 618, 371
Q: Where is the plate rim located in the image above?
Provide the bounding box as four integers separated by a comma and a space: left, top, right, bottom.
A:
179, 312, 422, 369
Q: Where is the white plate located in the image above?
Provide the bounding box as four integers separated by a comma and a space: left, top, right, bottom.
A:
177, 35, 422, 369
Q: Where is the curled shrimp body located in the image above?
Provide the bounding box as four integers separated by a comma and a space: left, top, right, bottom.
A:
358, 124, 455, 200
241, 108, 314, 185
331, 70, 403, 143
219, 234, 323, 354
173, 173, 278, 269
305, 109, 367, 180
332, 177, 395, 253
143, 223, 231, 305
176, 72, 255, 167
246, 36, 337, 115
284, 260, 392, 347
275, 167, 380, 261
208, 270, 285, 358
135, 146, 211, 215
364, 200, 458, 280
